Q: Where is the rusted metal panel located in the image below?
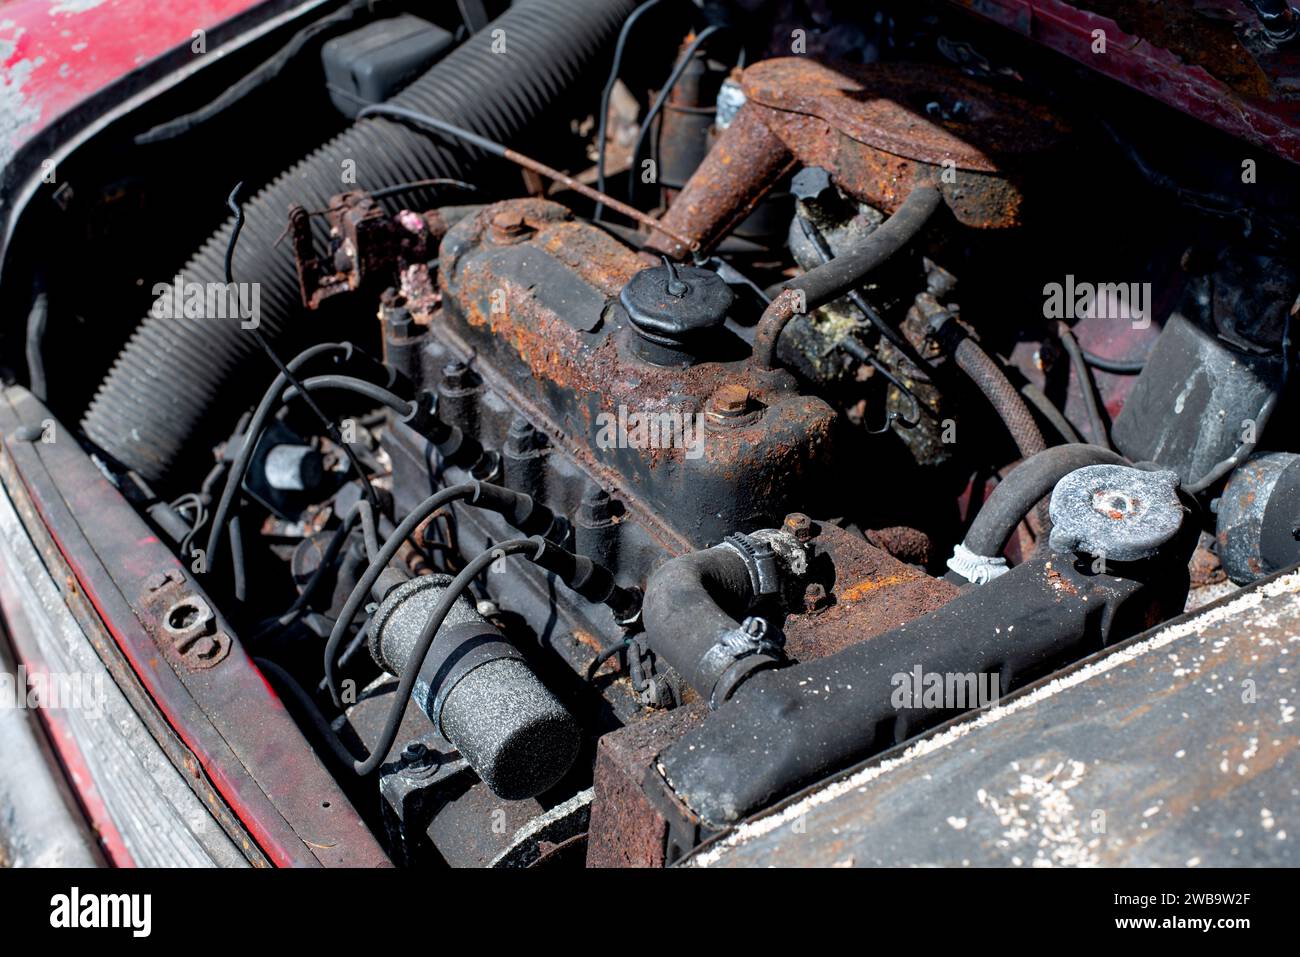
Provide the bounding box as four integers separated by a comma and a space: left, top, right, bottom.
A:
587, 703, 707, 868
783, 523, 959, 661
690, 567, 1300, 867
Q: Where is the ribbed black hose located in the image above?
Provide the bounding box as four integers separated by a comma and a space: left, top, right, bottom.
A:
949, 335, 1046, 464
82, 0, 637, 483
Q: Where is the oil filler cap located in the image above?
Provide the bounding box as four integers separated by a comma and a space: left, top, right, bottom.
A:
620, 258, 733, 366
1048, 464, 1184, 563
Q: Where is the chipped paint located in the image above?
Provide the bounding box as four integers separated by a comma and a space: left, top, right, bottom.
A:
1, 0, 264, 172
48, 0, 109, 15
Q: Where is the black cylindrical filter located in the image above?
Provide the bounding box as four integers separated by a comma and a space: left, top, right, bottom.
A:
368, 574, 579, 799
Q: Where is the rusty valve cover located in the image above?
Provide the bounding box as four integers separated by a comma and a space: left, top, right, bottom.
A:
435, 198, 836, 549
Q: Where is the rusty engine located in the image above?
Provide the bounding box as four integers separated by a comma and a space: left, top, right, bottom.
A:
14, 0, 1300, 867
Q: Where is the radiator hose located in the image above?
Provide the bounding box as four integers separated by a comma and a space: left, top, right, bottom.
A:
82, 0, 637, 482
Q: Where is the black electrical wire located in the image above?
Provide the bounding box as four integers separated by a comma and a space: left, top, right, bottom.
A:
586, 637, 632, 681
795, 214, 930, 426
594, 0, 677, 220
323, 483, 482, 703
278, 375, 415, 417
251, 501, 376, 642
224, 183, 380, 509
627, 24, 725, 207
296, 539, 541, 777
1020, 380, 1083, 444
202, 341, 353, 576
135, 0, 374, 145
1080, 348, 1148, 375
1057, 321, 1112, 449
355, 539, 540, 775
753, 192, 942, 370
255, 658, 375, 772
316, 620, 371, 694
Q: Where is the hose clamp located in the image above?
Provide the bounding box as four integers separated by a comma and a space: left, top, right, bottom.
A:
720, 534, 780, 597
946, 541, 1008, 585
700, 616, 784, 709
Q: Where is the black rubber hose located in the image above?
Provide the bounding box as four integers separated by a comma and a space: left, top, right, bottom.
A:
1081, 349, 1147, 375
963, 443, 1127, 558
751, 187, 941, 368
784, 187, 942, 311
640, 543, 757, 695
656, 548, 1177, 830
82, 0, 638, 483
1056, 321, 1111, 448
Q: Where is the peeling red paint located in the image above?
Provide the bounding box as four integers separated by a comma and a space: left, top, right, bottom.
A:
1, 0, 263, 164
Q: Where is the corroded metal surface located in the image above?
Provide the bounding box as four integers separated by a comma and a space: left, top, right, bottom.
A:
646, 104, 796, 259
587, 703, 707, 868
691, 568, 1300, 867
437, 197, 838, 549
649, 57, 1067, 256
742, 59, 1065, 172
783, 523, 958, 661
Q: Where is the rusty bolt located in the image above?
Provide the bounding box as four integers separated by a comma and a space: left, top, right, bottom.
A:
709, 383, 751, 417
402, 742, 427, 762
803, 582, 829, 613
489, 209, 529, 243
784, 512, 814, 542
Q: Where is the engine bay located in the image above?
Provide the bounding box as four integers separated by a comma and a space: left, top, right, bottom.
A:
4, 0, 1300, 867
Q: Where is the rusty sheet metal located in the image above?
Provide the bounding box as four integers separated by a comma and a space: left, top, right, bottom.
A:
0, 386, 390, 867
690, 567, 1300, 867
586, 703, 707, 868
946, 0, 1300, 166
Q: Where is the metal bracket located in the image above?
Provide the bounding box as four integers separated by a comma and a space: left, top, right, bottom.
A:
141, 570, 231, 670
